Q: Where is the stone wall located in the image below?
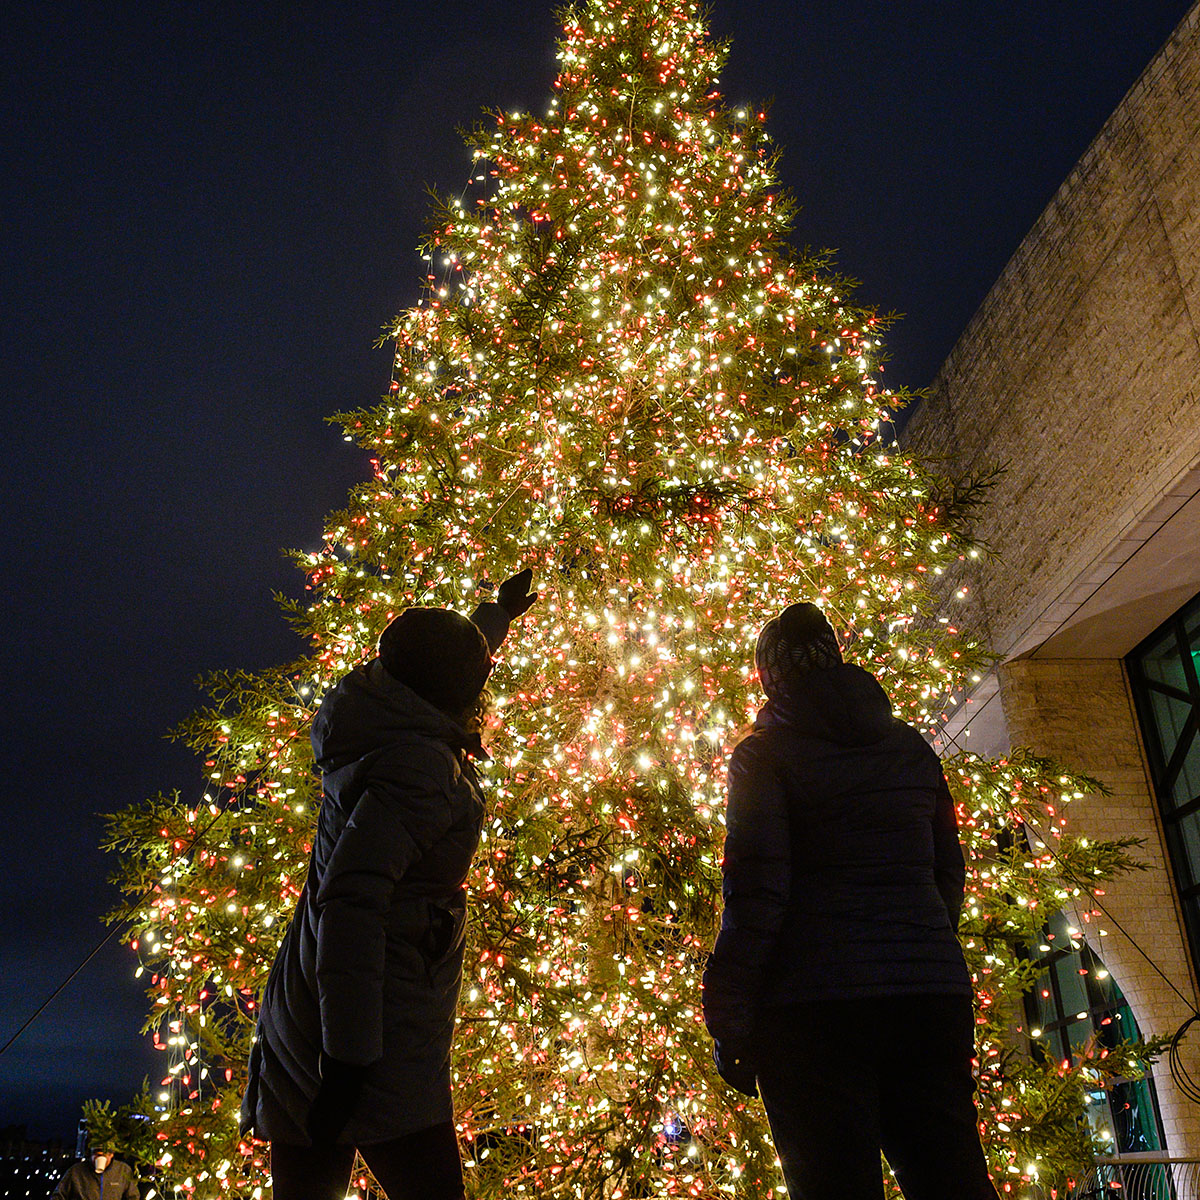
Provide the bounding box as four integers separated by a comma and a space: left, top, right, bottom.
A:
900, 2, 1200, 1157
905, 4, 1200, 662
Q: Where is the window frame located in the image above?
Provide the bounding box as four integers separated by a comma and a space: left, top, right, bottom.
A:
1126, 590, 1200, 971
1023, 916, 1165, 1154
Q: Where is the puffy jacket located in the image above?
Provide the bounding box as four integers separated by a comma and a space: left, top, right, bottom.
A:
240, 657, 487, 1145
52, 1160, 139, 1200
703, 663, 971, 1046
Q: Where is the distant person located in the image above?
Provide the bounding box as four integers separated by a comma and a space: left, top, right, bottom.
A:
241, 570, 538, 1200
52, 1146, 139, 1200
703, 602, 999, 1200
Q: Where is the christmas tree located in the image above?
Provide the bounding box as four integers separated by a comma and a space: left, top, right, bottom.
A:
102, 1, 1159, 1196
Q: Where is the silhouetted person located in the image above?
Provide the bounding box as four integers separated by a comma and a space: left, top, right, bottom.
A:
241, 571, 537, 1200
52, 1147, 139, 1200
703, 602, 999, 1200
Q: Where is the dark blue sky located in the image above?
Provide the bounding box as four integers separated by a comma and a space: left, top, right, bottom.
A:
1, 0, 1193, 1140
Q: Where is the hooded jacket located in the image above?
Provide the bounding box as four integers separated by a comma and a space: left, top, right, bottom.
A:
240, 657, 487, 1145
703, 663, 971, 1046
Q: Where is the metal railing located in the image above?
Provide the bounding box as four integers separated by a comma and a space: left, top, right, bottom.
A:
1069, 1157, 1200, 1198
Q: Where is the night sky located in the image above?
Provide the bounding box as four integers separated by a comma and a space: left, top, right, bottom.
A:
2, 0, 1193, 1142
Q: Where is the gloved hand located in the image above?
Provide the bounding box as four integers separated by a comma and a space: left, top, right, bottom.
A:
496, 568, 538, 618
306, 1053, 366, 1145
713, 1040, 757, 1098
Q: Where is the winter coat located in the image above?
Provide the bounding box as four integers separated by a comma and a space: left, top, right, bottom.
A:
52, 1160, 139, 1200
703, 663, 971, 1047
240, 657, 488, 1145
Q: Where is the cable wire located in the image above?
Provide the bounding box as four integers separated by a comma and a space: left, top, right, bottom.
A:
940, 717, 1200, 1103
0, 171, 489, 1058
0, 700, 316, 1060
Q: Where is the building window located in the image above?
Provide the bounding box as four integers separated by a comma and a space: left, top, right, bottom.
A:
1024, 908, 1165, 1154
1127, 590, 1200, 973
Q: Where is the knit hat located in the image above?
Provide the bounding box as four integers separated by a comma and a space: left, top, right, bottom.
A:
755, 602, 843, 694
378, 607, 492, 715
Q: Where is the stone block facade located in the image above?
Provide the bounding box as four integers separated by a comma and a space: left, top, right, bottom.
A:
1000, 658, 1200, 1153
906, 4, 1200, 664
901, 0, 1200, 1161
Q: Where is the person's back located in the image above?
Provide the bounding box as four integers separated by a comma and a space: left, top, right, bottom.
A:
703, 602, 997, 1200
240, 573, 538, 1200
730, 661, 970, 1003
243, 654, 485, 1148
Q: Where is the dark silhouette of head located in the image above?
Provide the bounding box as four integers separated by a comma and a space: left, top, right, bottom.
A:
755, 602, 843, 696
378, 607, 492, 717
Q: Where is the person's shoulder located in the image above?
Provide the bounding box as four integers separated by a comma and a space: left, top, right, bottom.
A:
728, 728, 784, 777
373, 734, 460, 792
884, 717, 945, 773
902, 718, 940, 756
886, 716, 931, 747
728, 728, 765, 762
56, 1162, 87, 1191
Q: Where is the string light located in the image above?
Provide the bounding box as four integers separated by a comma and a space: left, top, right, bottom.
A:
100, 2, 1156, 1196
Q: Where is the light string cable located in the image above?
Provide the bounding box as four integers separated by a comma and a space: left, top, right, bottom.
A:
0, 159, 492, 1061
1023, 804, 1200, 1107
939, 716, 1200, 1105
0, 699, 317, 1060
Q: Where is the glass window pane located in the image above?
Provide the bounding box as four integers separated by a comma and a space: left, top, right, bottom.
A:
1083, 1089, 1118, 1153
1172, 727, 1200, 807
1040, 1025, 1069, 1062
1082, 953, 1120, 1012
1129, 597, 1200, 998
1025, 921, 1167, 1147
1169, 813, 1200, 888
1046, 909, 1077, 945
1184, 604, 1200, 664
1095, 999, 1143, 1050
1140, 626, 1189, 691
1110, 1077, 1163, 1154
1147, 689, 1194, 776
1065, 1014, 1095, 1057
1053, 955, 1090, 1020
1028, 977, 1057, 1031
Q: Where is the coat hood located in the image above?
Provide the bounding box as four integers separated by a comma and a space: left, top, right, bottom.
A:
756, 662, 898, 746
311, 658, 484, 772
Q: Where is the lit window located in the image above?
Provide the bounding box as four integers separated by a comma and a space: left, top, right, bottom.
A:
1023, 908, 1165, 1154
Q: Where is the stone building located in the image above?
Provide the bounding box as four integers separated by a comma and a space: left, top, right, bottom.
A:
904, 0, 1200, 1161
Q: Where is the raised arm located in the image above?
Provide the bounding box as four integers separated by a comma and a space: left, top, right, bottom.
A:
470, 567, 538, 654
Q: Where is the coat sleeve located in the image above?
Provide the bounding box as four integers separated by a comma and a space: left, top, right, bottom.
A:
314, 742, 457, 1065
933, 771, 966, 929
702, 737, 791, 1045
50, 1166, 75, 1200
469, 601, 510, 655
121, 1165, 141, 1200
